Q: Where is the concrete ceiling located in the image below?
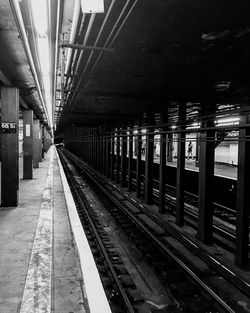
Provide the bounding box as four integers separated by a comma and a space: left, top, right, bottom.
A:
0, 0, 58, 127
0, 0, 249, 131
55, 0, 250, 131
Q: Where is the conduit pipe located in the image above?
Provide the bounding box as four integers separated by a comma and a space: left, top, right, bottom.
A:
65, 13, 86, 93
81, 0, 117, 77
89, 0, 138, 79
53, 0, 62, 127
8, 0, 50, 127
79, 0, 138, 99
64, 13, 96, 109
65, 0, 118, 110
65, 0, 81, 75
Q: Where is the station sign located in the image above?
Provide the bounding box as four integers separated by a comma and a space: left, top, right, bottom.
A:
81, 0, 104, 13
1, 122, 17, 133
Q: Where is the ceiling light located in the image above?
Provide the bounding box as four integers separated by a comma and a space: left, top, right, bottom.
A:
216, 117, 239, 126
186, 122, 200, 130
81, 0, 104, 13
30, 0, 48, 36
37, 37, 50, 74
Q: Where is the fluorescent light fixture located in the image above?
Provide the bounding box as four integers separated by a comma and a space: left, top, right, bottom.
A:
171, 125, 177, 129
37, 37, 50, 74
30, 0, 53, 127
81, 0, 104, 13
187, 122, 200, 130
30, 0, 48, 36
216, 117, 239, 126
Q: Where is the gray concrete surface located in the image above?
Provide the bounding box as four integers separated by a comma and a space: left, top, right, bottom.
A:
0, 147, 88, 313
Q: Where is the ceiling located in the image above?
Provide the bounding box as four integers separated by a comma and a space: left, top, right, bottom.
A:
56, 0, 250, 131
0, 0, 250, 132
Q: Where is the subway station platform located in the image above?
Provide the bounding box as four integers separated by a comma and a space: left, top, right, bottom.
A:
0, 146, 111, 313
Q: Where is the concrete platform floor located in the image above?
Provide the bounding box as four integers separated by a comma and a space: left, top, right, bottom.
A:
0, 147, 88, 313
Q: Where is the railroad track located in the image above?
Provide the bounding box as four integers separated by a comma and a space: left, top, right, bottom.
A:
121, 170, 249, 252
58, 149, 150, 313
58, 148, 250, 313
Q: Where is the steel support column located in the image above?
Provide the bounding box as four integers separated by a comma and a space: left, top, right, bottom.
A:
91, 128, 94, 168
136, 128, 142, 197
159, 128, 167, 213
121, 128, 127, 187
145, 128, 154, 204
116, 129, 120, 183
102, 127, 106, 174
197, 117, 215, 244
110, 130, 114, 180
106, 129, 111, 177
33, 119, 40, 168
176, 103, 186, 226
167, 133, 173, 162
23, 110, 33, 179
235, 114, 250, 268
94, 128, 97, 169
42, 125, 45, 158
38, 123, 42, 162
1, 87, 19, 206
128, 128, 133, 191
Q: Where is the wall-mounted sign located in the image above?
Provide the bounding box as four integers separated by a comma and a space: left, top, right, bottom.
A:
26, 124, 31, 137
1, 122, 17, 133
81, 0, 104, 13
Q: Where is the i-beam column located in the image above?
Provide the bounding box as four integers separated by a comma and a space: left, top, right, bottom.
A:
110, 129, 114, 179
23, 110, 33, 179
128, 127, 133, 191
159, 127, 167, 213
136, 126, 142, 197
1, 87, 19, 206
197, 110, 215, 244
235, 113, 250, 268
116, 129, 121, 183
145, 127, 154, 204
33, 119, 40, 168
121, 128, 127, 187
176, 103, 186, 226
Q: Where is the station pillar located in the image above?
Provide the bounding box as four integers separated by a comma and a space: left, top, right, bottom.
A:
23, 110, 33, 179
121, 128, 127, 187
33, 119, 40, 168
127, 127, 133, 191
159, 128, 167, 213
1, 87, 19, 206
144, 127, 154, 204
235, 113, 250, 268
39, 123, 43, 162
110, 130, 115, 179
136, 127, 142, 198
176, 103, 186, 226
197, 110, 215, 244
116, 129, 120, 183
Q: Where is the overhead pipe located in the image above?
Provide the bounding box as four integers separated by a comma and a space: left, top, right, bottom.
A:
77, 0, 139, 101
74, 13, 96, 74
88, 0, 138, 79
63, 13, 96, 110
53, 0, 62, 129
8, 0, 50, 127
68, 0, 117, 107
81, 0, 117, 77
65, 0, 81, 75
65, 13, 86, 91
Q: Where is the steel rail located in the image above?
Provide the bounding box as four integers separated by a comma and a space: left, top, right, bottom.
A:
58, 150, 136, 313
62, 148, 237, 313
